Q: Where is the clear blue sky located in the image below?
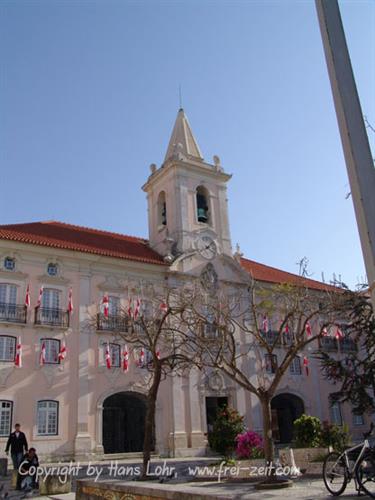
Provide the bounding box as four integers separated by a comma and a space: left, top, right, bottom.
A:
1, 0, 374, 287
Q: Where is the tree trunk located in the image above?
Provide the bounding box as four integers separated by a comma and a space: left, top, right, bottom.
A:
141, 364, 162, 479
260, 396, 275, 469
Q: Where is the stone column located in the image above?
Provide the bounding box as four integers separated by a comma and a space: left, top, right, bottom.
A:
168, 375, 188, 456
188, 368, 206, 453
74, 272, 93, 459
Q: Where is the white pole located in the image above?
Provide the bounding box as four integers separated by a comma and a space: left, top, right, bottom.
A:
315, 0, 375, 306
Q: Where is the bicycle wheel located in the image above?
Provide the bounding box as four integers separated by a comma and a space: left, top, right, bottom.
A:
356, 452, 375, 498
323, 451, 348, 496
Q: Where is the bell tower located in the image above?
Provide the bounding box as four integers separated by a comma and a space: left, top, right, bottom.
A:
142, 109, 233, 261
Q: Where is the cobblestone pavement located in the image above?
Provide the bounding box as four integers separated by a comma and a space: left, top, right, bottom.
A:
0, 458, 372, 499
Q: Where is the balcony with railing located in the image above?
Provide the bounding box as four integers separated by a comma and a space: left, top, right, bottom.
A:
0, 303, 27, 324
34, 307, 70, 328
97, 313, 128, 333
319, 336, 357, 353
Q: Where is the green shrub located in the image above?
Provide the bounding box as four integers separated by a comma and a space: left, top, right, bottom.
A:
320, 422, 350, 452
208, 406, 244, 459
293, 414, 322, 448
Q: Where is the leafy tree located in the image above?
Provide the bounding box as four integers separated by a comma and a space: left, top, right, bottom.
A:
208, 406, 244, 459
316, 286, 375, 414
293, 414, 321, 448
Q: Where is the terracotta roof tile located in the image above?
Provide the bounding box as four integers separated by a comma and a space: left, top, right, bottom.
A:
0, 221, 336, 291
0, 221, 165, 266
240, 256, 337, 292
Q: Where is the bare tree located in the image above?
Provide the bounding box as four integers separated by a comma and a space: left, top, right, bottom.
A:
95, 283, 196, 479
183, 279, 350, 472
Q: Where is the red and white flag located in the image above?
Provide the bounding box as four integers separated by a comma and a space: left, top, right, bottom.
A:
133, 298, 141, 320
160, 302, 168, 314
105, 343, 112, 369
25, 285, 31, 308
15, 337, 22, 367
262, 315, 269, 333
39, 341, 46, 366
305, 322, 312, 337
322, 326, 328, 336
335, 327, 344, 340
303, 356, 309, 376
284, 323, 289, 335
156, 350, 161, 360
122, 345, 129, 373
101, 294, 109, 318
58, 341, 67, 362
67, 288, 73, 314
37, 287, 44, 307
138, 348, 145, 367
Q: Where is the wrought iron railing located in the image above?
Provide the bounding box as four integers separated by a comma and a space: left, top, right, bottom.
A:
97, 314, 129, 332
34, 307, 70, 327
0, 303, 27, 324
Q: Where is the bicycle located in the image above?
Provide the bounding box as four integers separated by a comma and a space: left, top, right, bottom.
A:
323, 422, 375, 497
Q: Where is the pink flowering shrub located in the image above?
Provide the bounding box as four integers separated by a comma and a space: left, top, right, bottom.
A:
235, 430, 264, 459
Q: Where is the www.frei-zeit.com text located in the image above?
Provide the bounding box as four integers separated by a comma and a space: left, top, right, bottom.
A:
18, 460, 300, 483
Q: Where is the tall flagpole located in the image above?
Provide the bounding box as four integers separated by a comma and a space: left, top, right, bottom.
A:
315, 0, 375, 306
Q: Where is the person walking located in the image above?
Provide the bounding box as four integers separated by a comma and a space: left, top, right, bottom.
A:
5, 424, 28, 470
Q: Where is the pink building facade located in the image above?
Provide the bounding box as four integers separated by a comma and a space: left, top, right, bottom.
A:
0, 110, 368, 460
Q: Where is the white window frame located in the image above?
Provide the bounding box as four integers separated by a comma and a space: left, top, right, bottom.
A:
290, 356, 302, 375
265, 354, 277, 374
37, 400, 59, 436
42, 288, 61, 310
3, 257, 15, 271
41, 338, 61, 365
330, 399, 343, 425
109, 343, 121, 367
0, 400, 13, 437
108, 296, 120, 317
353, 413, 364, 426
0, 283, 17, 305
0, 335, 16, 362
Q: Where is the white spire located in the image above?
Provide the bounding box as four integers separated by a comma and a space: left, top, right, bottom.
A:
164, 109, 203, 162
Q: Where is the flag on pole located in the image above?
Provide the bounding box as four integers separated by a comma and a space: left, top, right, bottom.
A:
303, 356, 309, 376
67, 288, 73, 314
322, 326, 328, 336
160, 302, 168, 314
284, 323, 289, 335
138, 348, 145, 367
101, 295, 109, 318
15, 337, 22, 367
262, 315, 269, 333
25, 284, 31, 308
156, 350, 161, 360
335, 327, 344, 340
37, 287, 44, 307
105, 343, 112, 369
39, 341, 46, 366
58, 341, 67, 362
133, 298, 141, 320
305, 322, 312, 337
122, 345, 129, 373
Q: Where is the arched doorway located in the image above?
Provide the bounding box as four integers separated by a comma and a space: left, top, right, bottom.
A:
271, 393, 305, 444
103, 392, 151, 454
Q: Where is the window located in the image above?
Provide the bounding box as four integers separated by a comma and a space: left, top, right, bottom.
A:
353, 413, 364, 426
330, 398, 343, 425
290, 356, 302, 375
37, 401, 58, 435
157, 191, 167, 226
42, 288, 60, 310
108, 296, 120, 317
0, 401, 12, 437
3, 257, 15, 271
265, 354, 277, 374
109, 343, 121, 367
0, 284, 17, 305
41, 338, 60, 364
0, 336, 16, 362
196, 186, 209, 223
47, 263, 58, 276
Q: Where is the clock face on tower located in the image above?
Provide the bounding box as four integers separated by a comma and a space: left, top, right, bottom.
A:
196, 235, 217, 260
